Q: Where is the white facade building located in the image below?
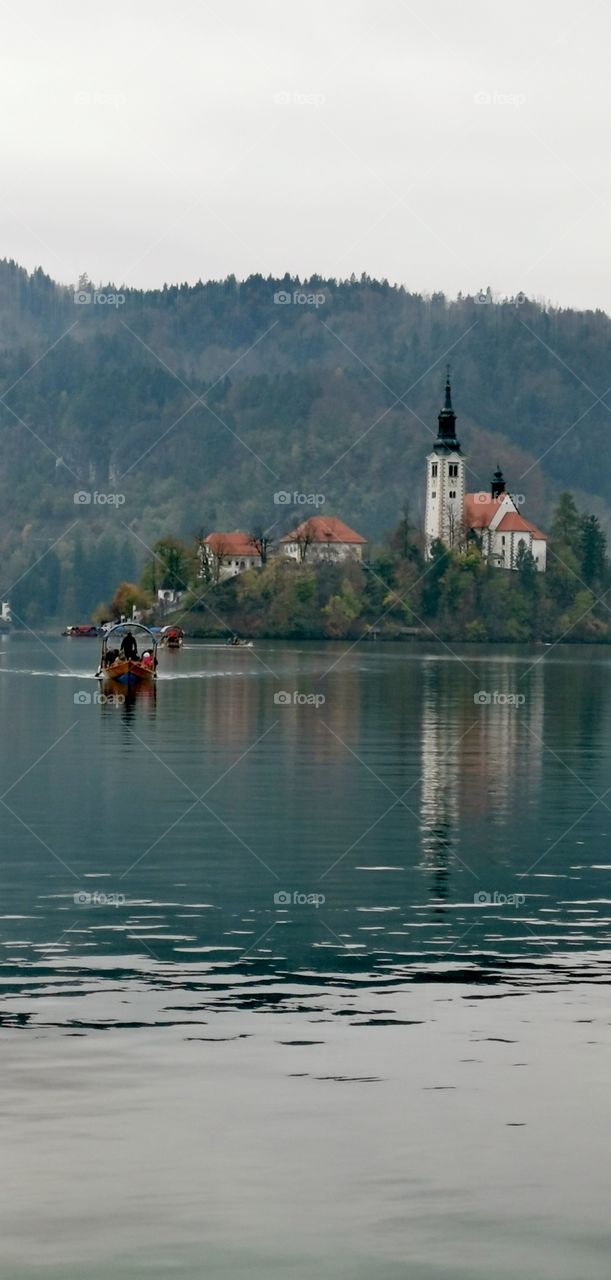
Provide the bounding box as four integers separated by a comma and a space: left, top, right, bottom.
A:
465, 477, 547, 572
202, 532, 262, 580
425, 373, 547, 571
280, 516, 366, 563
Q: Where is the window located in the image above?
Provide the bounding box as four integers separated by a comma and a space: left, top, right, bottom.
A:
502, 536, 505, 545
431, 463, 438, 477
449, 463, 458, 478
431, 491, 436, 499
449, 490, 456, 499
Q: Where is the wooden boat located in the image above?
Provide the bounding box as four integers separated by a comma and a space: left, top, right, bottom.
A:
200, 641, 254, 649
160, 625, 184, 649
96, 622, 158, 686
63, 624, 100, 637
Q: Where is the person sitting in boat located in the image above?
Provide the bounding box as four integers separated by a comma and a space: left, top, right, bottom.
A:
120, 631, 138, 661
104, 647, 120, 667
141, 650, 153, 669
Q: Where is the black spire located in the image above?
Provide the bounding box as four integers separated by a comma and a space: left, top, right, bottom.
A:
443, 366, 453, 411
435, 365, 461, 452
491, 465, 505, 499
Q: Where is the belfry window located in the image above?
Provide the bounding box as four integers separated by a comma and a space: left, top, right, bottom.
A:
431, 463, 438, 477
448, 463, 458, 478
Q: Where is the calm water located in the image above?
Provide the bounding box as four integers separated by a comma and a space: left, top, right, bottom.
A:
1, 636, 611, 1277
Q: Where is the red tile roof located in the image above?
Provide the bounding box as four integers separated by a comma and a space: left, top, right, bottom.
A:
464, 493, 503, 529
496, 511, 545, 539
465, 493, 545, 540
280, 516, 366, 545
204, 532, 261, 557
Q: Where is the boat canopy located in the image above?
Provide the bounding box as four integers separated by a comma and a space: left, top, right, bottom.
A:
103, 622, 158, 643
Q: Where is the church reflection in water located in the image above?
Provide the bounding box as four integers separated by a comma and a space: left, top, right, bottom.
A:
418, 656, 546, 898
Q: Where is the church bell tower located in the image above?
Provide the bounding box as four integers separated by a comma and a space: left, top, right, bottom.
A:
424, 368, 466, 556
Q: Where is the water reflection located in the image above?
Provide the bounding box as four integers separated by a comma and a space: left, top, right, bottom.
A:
0, 641, 611, 1005
99, 676, 157, 719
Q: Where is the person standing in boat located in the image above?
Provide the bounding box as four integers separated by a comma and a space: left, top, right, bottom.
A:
120, 630, 138, 661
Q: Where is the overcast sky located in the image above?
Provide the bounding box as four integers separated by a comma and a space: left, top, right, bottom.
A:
0, 0, 608, 310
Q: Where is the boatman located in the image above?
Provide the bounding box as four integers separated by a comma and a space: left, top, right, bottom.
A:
120, 630, 138, 661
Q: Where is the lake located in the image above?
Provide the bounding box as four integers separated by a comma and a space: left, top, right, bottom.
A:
1, 636, 611, 1278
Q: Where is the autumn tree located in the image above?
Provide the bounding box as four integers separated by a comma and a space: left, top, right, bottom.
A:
111, 582, 151, 620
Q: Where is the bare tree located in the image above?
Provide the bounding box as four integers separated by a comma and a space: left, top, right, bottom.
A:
207, 539, 229, 583
295, 524, 314, 563
446, 507, 466, 552
249, 526, 273, 564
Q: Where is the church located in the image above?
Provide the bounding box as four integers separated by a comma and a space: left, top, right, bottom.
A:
424, 372, 547, 572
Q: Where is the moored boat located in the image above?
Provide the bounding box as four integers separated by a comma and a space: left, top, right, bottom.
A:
96, 622, 158, 686
63, 624, 100, 637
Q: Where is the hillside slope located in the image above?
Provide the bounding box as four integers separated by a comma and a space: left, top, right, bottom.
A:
0, 261, 609, 620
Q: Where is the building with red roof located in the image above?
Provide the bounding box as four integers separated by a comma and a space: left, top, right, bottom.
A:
464, 467, 547, 571
202, 531, 262, 581
425, 373, 547, 572
280, 516, 367, 563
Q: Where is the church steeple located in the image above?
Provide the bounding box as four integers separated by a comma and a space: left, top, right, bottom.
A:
491, 465, 505, 500
435, 366, 461, 452
425, 366, 466, 557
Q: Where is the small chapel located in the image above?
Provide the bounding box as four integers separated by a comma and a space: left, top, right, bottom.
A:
424, 371, 547, 572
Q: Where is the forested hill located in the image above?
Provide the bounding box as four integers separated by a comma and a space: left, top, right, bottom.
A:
1, 259, 611, 622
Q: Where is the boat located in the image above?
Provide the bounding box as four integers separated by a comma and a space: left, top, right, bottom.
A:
95, 622, 158, 686
197, 642, 255, 650
63, 624, 100, 637
160, 625, 184, 649
198, 639, 254, 649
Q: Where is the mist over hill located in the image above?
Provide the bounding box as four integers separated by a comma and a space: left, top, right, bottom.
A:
1, 259, 610, 622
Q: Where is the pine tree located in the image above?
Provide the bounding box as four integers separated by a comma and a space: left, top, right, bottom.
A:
578, 515, 607, 586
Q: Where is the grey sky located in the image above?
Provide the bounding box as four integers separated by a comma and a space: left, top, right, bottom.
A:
1, 0, 608, 310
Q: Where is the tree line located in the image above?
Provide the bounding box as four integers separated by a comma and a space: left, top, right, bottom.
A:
2, 259, 611, 625
101, 494, 611, 644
